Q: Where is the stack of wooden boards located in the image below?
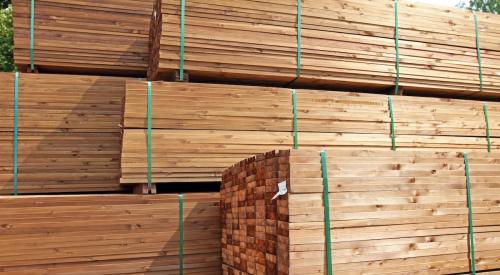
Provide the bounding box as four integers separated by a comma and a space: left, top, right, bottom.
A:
149, 0, 500, 99
120, 80, 499, 185
0, 193, 221, 274
11, 0, 500, 98
12, 0, 153, 75
0, 72, 124, 194
221, 149, 500, 274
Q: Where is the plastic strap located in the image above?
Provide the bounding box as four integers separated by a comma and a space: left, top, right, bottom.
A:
29, 0, 35, 71
388, 96, 396, 151
296, 0, 302, 78
483, 103, 491, 152
320, 151, 333, 275
179, 194, 184, 275
292, 89, 298, 149
394, 0, 400, 95
463, 153, 477, 275
179, 0, 186, 81
147, 82, 153, 190
13, 72, 19, 196
474, 14, 483, 92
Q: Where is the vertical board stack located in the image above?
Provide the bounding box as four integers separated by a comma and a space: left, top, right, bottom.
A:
0, 193, 221, 274
0, 72, 125, 194
221, 149, 500, 274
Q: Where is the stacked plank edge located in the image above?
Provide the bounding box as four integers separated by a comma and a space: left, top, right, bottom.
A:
221, 149, 500, 274
121, 80, 499, 185
149, 0, 500, 99
6, 0, 500, 274
0, 193, 221, 274
0, 72, 124, 194
12, 0, 153, 76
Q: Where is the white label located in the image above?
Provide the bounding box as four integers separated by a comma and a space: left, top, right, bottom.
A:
271, 181, 288, 200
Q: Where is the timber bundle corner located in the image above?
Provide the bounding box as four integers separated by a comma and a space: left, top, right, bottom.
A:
1, 0, 500, 274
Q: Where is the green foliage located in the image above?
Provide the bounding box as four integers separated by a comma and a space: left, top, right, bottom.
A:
0, 4, 15, 72
458, 0, 499, 14
0, 0, 10, 10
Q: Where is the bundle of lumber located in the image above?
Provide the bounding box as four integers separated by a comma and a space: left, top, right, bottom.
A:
120, 80, 499, 184
221, 149, 500, 274
12, 0, 153, 76
0, 193, 221, 274
149, 0, 500, 99
0, 72, 124, 194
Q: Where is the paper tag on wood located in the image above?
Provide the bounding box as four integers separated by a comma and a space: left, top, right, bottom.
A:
271, 181, 288, 200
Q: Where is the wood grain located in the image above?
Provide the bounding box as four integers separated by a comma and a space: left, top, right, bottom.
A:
221, 149, 500, 274
12, 0, 153, 76
0, 193, 221, 274
149, 0, 500, 99
121, 80, 499, 184
0, 72, 125, 194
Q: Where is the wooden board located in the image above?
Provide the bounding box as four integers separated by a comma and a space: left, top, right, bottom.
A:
12, 0, 154, 76
221, 149, 500, 274
0, 72, 125, 194
149, 0, 500, 99
0, 193, 221, 274
121, 80, 499, 184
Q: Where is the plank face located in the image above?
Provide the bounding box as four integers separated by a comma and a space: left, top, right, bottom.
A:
150, 0, 500, 99
0, 193, 221, 274
10, 0, 500, 97
0, 72, 125, 194
121, 80, 499, 185
221, 149, 500, 274
12, 0, 153, 76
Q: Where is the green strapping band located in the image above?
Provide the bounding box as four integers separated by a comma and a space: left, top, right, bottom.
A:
179, 193, 184, 275
30, 0, 35, 71
296, 0, 302, 78
474, 14, 483, 92
147, 81, 153, 190
394, 0, 400, 95
13, 72, 19, 196
388, 96, 396, 151
292, 89, 298, 149
179, 0, 186, 81
463, 153, 477, 275
483, 103, 491, 152
320, 150, 333, 275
